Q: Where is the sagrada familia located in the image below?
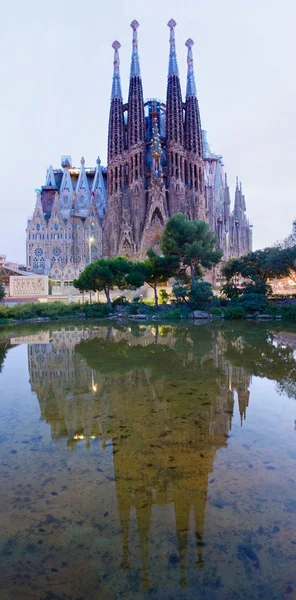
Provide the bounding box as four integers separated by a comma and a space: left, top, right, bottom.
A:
26, 19, 252, 282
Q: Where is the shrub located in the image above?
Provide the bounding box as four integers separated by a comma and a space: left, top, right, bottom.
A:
159, 289, 170, 304
281, 305, 296, 321
211, 307, 223, 316
83, 303, 111, 318
189, 278, 214, 310
265, 301, 279, 316
224, 306, 246, 320
112, 296, 127, 307
238, 293, 267, 313
164, 307, 187, 320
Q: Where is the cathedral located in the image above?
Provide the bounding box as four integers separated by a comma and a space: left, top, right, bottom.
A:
26, 19, 252, 282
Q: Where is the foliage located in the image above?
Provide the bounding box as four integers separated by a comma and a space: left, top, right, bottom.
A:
222, 249, 288, 293
238, 293, 267, 313
112, 296, 127, 307
281, 305, 296, 321
172, 280, 189, 303
221, 281, 243, 300
223, 306, 246, 320
265, 246, 296, 284
189, 278, 214, 310
210, 307, 223, 316
74, 257, 133, 306
159, 289, 170, 304
0, 277, 5, 302
0, 301, 111, 322
242, 279, 271, 296
127, 249, 179, 307
162, 213, 223, 280
277, 218, 296, 249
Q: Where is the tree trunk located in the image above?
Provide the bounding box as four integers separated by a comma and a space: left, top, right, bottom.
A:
190, 262, 195, 282
104, 285, 112, 307
154, 283, 159, 308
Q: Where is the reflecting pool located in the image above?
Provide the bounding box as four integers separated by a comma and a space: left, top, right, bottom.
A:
0, 321, 296, 599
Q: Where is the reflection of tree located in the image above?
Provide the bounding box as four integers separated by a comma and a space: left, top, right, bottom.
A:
219, 322, 296, 399
0, 342, 8, 373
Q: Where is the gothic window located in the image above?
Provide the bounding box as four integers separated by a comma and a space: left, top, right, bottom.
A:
36, 224, 40, 231
151, 208, 164, 226
54, 223, 59, 231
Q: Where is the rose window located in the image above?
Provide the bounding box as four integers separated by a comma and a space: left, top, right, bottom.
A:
34, 248, 44, 257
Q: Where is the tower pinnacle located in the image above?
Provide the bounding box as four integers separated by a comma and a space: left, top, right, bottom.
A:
111, 40, 122, 100
130, 20, 141, 77
167, 19, 179, 77
185, 38, 197, 97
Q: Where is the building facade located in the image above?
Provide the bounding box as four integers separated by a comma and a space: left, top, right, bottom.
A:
26, 19, 252, 281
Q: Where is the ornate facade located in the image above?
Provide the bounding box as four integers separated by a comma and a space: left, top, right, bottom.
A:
26, 19, 252, 279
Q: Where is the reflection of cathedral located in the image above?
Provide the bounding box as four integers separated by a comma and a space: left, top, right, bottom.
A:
24, 323, 252, 587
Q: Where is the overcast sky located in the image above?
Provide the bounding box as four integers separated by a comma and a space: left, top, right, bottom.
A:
1, 0, 295, 263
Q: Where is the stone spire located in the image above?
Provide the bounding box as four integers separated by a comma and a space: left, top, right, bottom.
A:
166, 19, 184, 147
234, 177, 242, 215
127, 20, 145, 149
130, 19, 141, 78
185, 38, 196, 97
168, 18, 179, 76
108, 41, 125, 161
184, 38, 202, 157
111, 40, 122, 100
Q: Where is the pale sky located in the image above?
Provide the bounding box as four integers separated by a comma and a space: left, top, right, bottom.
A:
1, 0, 295, 263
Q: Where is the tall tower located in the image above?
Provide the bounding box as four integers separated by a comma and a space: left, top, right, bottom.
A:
106, 41, 125, 255
184, 38, 206, 220
166, 19, 185, 215
126, 20, 146, 250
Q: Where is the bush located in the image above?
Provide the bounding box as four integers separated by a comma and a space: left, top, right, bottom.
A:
224, 306, 246, 320
211, 307, 223, 316
189, 278, 214, 310
164, 307, 187, 320
281, 305, 296, 321
159, 289, 170, 304
112, 296, 127, 307
238, 293, 267, 313
265, 301, 279, 316
0, 301, 111, 322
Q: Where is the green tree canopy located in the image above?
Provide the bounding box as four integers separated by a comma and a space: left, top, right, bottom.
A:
161, 213, 223, 280
126, 249, 179, 307
221, 249, 290, 297
73, 257, 132, 306
265, 246, 296, 283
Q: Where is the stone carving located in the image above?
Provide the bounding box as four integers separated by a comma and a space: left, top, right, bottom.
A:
10, 276, 49, 297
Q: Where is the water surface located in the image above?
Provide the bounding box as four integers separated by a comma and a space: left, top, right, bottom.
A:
0, 321, 296, 599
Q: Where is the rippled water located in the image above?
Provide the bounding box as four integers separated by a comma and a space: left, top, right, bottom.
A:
0, 320, 296, 599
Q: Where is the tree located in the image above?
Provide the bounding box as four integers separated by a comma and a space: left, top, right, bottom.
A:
265, 246, 296, 284
74, 257, 132, 307
162, 213, 223, 281
189, 277, 214, 310
0, 277, 5, 302
127, 249, 179, 307
221, 249, 287, 297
